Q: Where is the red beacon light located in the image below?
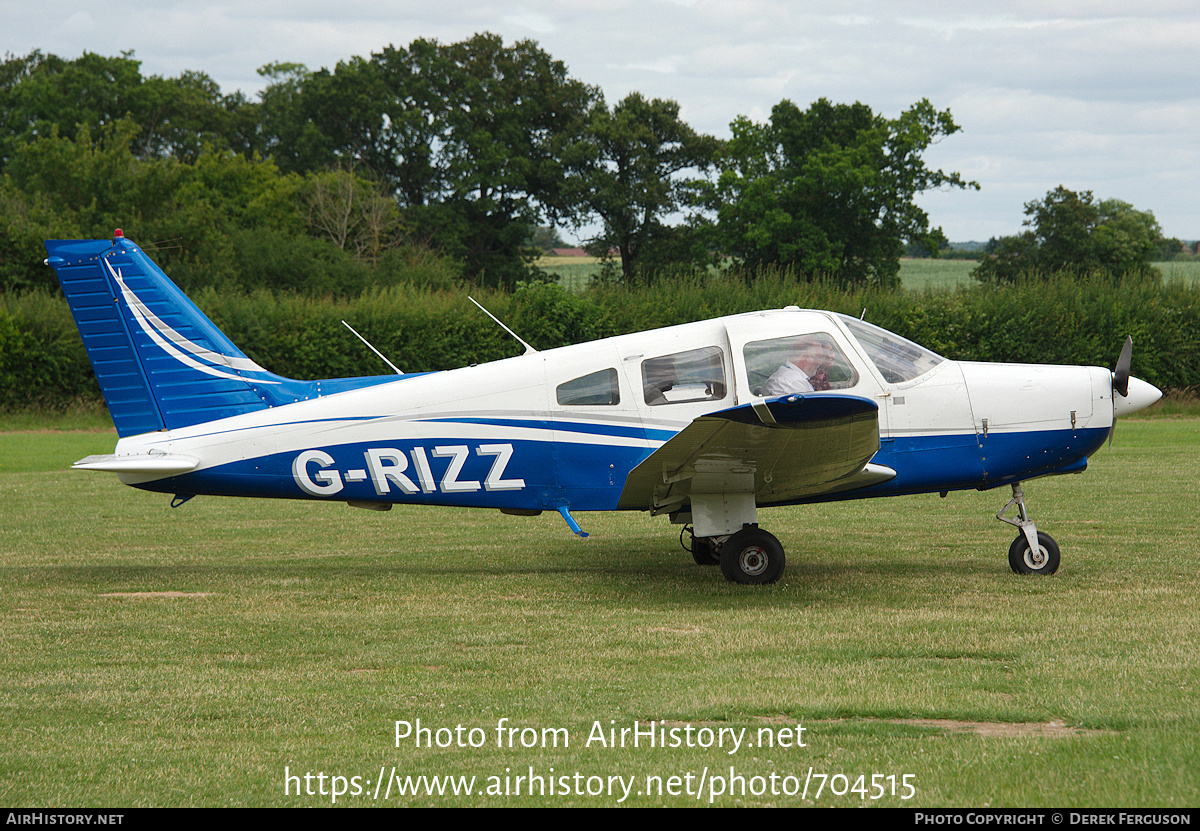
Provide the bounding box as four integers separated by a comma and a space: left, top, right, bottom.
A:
114, 229, 124, 238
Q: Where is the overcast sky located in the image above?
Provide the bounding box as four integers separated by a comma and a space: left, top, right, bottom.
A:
4, 1, 1197, 242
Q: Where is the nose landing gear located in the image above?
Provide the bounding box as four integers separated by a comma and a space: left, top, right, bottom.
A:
997, 483, 1060, 575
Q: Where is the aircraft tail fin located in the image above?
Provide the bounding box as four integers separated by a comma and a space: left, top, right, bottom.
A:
44, 232, 304, 437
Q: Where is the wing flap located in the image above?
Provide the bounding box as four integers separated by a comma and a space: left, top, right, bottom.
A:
618, 393, 892, 511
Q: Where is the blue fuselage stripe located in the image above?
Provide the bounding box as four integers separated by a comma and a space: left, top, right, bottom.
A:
423, 416, 674, 442
137, 425, 1110, 512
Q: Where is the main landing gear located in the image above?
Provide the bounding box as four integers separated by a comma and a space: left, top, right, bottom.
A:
684, 484, 1060, 584
997, 483, 1060, 575
684, 524, 786, 585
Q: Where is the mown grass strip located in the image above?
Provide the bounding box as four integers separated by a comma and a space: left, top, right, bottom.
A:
0, 421, 1197, 806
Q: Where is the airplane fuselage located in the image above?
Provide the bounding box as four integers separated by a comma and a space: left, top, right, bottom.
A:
47, 234, 1163, 582
100, 309, 1116, 515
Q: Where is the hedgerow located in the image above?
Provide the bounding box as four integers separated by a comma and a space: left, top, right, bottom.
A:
2, 270, 1197, 411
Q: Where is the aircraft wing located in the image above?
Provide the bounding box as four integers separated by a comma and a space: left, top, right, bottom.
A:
617, 393, 895, 513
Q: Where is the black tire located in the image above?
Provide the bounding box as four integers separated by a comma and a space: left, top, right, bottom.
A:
1008, 531, 1061, 575
691, 535, 721, 566
719, 528, 785, 584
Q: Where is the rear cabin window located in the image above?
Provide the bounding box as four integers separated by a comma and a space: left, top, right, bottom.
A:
557, 368, 620, 405
641, 347, 727, 405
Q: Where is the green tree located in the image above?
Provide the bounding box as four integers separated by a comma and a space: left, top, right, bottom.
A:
0, 117, 305, 292
1027, 186, 1101, 270
0, 50, 256, 168
432, 34, 596, 285
1094, 199, 1167, 273
529, 225, 568, 251
256, 35, 599, 287
700, 98, 977, 287
0, 51, 144, 167
303, 164, 404, 264
135, 70, 259, 161
565, 93, 721, 281
975, 187, 1166, 282
256, 56, 424, 193
255, 62, 321, 171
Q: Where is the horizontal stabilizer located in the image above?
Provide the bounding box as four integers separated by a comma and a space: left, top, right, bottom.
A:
72, 453, 200, 474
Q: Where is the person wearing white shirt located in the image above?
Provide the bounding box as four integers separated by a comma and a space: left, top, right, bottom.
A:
764, 337, 828, 395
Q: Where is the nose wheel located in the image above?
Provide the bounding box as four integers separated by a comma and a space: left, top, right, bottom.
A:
1008, 530, 1060, 575
997, 484, 1060, 575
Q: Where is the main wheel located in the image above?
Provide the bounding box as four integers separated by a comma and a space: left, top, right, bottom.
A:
719, 527, 785, 585
1008, 531, 1061, 575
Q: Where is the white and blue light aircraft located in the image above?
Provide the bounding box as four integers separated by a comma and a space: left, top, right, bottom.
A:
44, 232, 1162, 584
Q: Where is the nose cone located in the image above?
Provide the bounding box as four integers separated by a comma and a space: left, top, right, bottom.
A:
1113, 376, 1162, 417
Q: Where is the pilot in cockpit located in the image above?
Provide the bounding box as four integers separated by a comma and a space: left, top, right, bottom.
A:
764, 337, 836, 394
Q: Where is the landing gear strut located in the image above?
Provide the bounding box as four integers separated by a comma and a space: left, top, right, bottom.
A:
997, 484, 1060, 575
682, 526, 720, 566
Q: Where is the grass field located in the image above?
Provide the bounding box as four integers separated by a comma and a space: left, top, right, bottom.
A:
1, 420, 1198, 807
535, 256, 1200, 291
535, 255, 606, 291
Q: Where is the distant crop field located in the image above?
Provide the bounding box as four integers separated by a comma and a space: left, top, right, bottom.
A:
535, 256, 981, 290
1158, 259, 1200, 284
897, 258, 978, 289
536, 256, 1200, 292
903, 258, 1200, 288
536, 255, 604, 267
535, 255, 605, 291
2, 421, 1198, 806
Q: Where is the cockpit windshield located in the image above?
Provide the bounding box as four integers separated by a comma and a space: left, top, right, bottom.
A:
837, 314, 944, 384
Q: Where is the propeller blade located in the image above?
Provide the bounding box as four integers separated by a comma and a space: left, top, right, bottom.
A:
1110, 335, 1133, 447
1113, 335, 1132, 398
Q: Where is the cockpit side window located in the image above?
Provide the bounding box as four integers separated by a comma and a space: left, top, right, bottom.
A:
557, 368, 620, 406
837, 315, 944, 384
641, 346, 727, 405
744, 333, 859, 396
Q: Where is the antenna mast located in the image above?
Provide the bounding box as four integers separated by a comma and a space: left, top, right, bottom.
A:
468, 296, 538, 355
341, 321, 403, 375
